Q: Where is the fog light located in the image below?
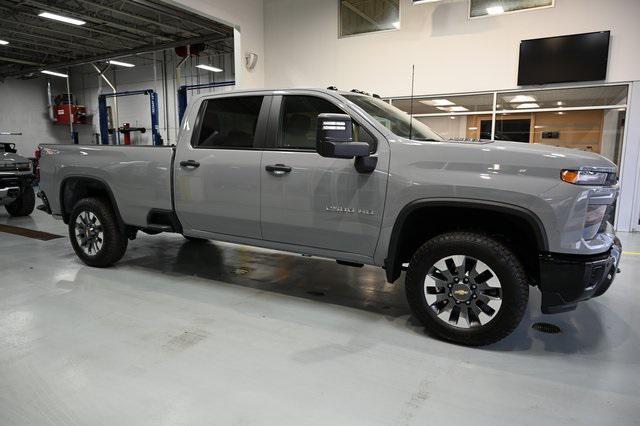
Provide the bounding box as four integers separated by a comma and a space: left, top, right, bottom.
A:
583, 205, 607, 240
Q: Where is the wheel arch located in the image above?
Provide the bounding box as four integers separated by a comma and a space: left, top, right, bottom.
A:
384, 199, 549, 284
59, 176, 125, 231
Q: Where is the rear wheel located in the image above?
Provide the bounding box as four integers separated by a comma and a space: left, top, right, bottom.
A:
69, 198, 127, 267
5, 186, 35, 217
405, 232, 528, 346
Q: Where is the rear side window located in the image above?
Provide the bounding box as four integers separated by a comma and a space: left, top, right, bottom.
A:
278, 96, 375, 151
195, 96, 264, 148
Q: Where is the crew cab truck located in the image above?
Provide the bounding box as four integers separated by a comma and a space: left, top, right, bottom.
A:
38, 89, 622, 346
1, 142, 35, 217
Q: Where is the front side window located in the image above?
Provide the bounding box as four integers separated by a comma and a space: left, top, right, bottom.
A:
344, 94, 444, 141
278, 95, 375, 150
195, 96, 264, 148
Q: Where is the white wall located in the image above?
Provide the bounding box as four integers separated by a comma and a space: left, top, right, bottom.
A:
0, 77, 74, 156
171, 0, 265, 88
263, 0, 640, 96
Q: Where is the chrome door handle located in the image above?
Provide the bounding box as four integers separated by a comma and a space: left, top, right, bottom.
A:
265, 164, 292, 175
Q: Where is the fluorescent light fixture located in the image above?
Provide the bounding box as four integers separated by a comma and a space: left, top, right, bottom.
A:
413, 0, 443, 4
486, 5, 504, 15
196, 64, 223, 73
437, 106, 469, 112
41, 70, 68, 78
38, 12, 86, 26
516, 103, 540, 109
420, 99, 455, 106
509, 95, 536, 103
392, 21, 400, 29
0, 39, 8, 45
468, 127, 478, 131
108, 60, 135, 68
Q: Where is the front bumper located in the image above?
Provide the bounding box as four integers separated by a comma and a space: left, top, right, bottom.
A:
538, 238, 621, 314
0, 174, 32, 204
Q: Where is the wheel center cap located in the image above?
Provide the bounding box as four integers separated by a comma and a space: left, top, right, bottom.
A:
452, 284, 471, 301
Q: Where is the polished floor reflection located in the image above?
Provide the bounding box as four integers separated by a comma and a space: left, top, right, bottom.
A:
1, 210, 639, 425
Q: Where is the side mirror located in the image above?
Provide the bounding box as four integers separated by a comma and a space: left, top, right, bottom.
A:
316, 113, 370, 159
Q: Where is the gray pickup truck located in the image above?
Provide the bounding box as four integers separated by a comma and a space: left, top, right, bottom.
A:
1, 142, 35, 216
38, 88, 622, 345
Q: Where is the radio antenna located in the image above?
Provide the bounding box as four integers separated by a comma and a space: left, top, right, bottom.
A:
409, 65, 415, 140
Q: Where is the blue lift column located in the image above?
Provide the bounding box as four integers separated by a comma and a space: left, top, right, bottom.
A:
177, 81, 235, 125
98, 89, 163, 145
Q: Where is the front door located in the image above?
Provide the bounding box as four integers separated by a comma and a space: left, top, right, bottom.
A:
174, 95, 270, 239
260, 94, 389, 257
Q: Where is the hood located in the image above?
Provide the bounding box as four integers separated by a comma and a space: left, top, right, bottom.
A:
392, 137, 617, 188
486, 140, 616, 171
398, 138, 616, 172
1, 151, 31, 170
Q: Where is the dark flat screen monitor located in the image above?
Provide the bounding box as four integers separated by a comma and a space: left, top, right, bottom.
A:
518, 31, 610, 86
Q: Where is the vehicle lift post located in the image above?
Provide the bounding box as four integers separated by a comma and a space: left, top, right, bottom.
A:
98, 89, 162, 145
177, 81, 235, 125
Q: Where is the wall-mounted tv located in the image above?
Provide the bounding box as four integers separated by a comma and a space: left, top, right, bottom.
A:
518, 31, 610, 86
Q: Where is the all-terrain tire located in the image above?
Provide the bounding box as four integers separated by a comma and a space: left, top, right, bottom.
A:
69, 197, 128, 267
405, 232, 529, 346
5, 186, 35, 217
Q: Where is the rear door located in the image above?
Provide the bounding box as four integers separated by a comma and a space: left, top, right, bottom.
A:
174, 95, 270, 239
260, 93, 389, 258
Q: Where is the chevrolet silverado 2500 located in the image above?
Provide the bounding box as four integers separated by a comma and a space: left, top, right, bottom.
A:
38, 89, 622, 345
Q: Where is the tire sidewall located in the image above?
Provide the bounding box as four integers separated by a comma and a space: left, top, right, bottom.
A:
5, 186, 35, 216
69, 198, 125, 266
406, 234, 527, 345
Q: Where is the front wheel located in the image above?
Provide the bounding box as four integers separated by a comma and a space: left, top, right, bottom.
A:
69, 198, 128, 267
405, 232, 528, 346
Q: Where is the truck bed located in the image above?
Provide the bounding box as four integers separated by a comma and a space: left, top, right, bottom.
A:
39, 144, 174, 227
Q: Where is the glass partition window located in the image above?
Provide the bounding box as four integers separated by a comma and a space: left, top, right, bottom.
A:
339, 0, 400, 37
388, 84, 629, 164
497, 85, 628, 111
470, 0, 554, 18
393, 93, 494, 115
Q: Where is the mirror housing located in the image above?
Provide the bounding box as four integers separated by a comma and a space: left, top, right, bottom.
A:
316, 113, 370, 159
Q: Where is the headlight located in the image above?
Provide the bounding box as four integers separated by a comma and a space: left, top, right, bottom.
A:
561, 170, 612, 185
583, 205, 608, 240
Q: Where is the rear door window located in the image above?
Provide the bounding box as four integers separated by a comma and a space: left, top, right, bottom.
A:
195, 96, 264, 149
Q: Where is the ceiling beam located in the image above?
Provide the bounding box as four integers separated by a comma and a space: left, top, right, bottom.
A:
0, 15, 132, 50
341, 1, 381, 27
73, 0, 200, 37
0, 28, 110, 53
0, 55, 43, 66
1, 7, 149, 44
23, 0, 174, 41
125, 0, 231, 36
2, 33, 232, 77
0, 35, 78, 53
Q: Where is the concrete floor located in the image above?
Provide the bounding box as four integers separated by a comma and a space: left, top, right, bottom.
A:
1, 209, 639, 425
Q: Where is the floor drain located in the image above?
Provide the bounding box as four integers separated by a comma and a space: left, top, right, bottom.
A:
532, 322, 562, 334
306, 290, 325, 297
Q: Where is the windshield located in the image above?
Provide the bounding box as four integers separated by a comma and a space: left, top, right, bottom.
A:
343, 95, 444, 141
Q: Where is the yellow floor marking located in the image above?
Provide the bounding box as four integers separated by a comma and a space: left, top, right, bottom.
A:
622, 251, 640, 256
